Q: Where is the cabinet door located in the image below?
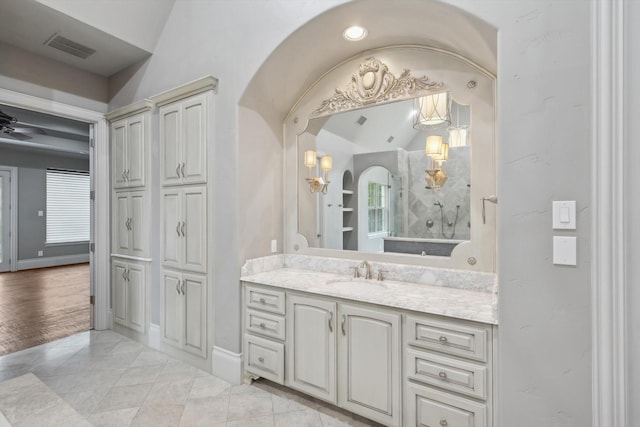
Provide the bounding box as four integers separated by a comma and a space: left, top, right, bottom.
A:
112, 261, 128, 327
286, 294, 337, 404
129, 191, 147, 257
114, 192, 130, 255
127, 263, 145, 333
126, 116, 145, 187
181, 95, 207, 185
338, 303, 401, 427
182, 272, 207, 357
161, 270, 182, 349
161, 189, 182, 269
182, 186, 207, 273
160, 105, 182, 186
112, 120, 128, 188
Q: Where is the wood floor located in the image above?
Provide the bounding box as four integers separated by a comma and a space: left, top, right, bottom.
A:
0, 263, 90, 356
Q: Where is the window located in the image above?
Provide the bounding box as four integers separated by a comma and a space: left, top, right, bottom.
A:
368, 182, 388, 234
46, 169, 90, 244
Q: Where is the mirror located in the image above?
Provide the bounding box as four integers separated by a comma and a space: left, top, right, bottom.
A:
285, 48, 496, 271
299, 98, 471, 256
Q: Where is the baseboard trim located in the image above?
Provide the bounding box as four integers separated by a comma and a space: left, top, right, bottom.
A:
17, 254, 89, 270
212, 346, 242, 385
148, 323, 160, 350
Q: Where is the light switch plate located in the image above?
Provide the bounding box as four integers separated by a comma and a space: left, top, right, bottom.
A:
552, 201, 576, 230
553, 236, 577, 266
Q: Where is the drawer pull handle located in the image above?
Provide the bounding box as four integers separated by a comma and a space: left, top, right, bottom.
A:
328, 311, 333, 333
438, 371, 448, 379
259, 323, 266, 329
439, 420, 448, 426
439, 336, 448, 343
341, 314, 347, 336
259, 298, 266, 304
258, 357, 264, 363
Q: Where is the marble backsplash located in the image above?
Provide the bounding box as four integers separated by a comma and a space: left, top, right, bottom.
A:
241, 254, 497, 295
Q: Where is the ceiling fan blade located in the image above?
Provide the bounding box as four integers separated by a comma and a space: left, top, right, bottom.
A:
11, 126, 46, 135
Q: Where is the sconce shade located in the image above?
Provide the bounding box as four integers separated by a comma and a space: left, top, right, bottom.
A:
448, 128, 467, 147
435, 142, 449, 162
425, 135, 443, 155
304, 150, 317, 168
414, 92, 451, 129
320, 155, 333, 172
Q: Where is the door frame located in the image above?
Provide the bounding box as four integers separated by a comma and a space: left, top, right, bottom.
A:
0, 167, 17, 272
0, 88, 110, 330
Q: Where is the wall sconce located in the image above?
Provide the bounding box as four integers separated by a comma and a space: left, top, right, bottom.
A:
303, 150, 332, 194
414, 92, 451, 130
424, 135, 448, 190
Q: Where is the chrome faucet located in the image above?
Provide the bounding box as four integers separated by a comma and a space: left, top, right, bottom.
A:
360, 260, 372, 280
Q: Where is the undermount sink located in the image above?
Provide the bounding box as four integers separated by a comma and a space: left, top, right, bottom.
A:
324, 279, 387, 289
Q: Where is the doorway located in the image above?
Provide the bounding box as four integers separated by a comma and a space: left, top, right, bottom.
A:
0, 170, 11, 273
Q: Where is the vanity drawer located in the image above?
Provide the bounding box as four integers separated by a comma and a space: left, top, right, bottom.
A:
244, 334, 284, 384
245, 308, 285, 341
406, 382, 487, 427
406, 315, 489, 362
245, 285, 285, 315
406, 348, 487, 400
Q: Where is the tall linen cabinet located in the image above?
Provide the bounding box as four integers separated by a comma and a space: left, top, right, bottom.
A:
152, 79, 215, 363
108, 77, 217, 370
107, 100, 153, 335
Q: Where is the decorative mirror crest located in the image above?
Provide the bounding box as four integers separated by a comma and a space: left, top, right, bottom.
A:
312, 57, 442, 117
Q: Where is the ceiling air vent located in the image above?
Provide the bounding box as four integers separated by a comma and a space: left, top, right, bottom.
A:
44, 34, 95, 59
356, 115, 367, 126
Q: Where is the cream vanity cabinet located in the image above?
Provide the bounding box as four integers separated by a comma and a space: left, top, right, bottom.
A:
112, 190, 148, 258
160, 186, 207, 273
159, 92, 209, 186
161, 269, 207, 357
243, 282, 494, 427
404, 315, 493, 427
112, 260, 145, 333
111, 109, 148, 189
244, 285, 402, 427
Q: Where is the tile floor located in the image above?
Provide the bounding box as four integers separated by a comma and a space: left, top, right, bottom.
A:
0, 330, 381, 426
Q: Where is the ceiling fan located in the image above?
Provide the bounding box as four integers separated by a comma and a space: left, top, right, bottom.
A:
0, 108, 45, 140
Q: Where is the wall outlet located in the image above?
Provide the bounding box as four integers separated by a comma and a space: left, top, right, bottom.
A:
37, 250, 43, 257
270, 239, 278, 253
38, 210, 44, 217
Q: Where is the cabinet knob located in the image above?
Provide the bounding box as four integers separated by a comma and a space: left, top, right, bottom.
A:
259, 298, 266, 304
258, 357, 264, 363
438, 371, 448, 379
439, 420, 448, 426
259, 323, 266, 329
439, 336, 448, 343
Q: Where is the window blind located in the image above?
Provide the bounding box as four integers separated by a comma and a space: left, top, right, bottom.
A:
46, 169, 90, 244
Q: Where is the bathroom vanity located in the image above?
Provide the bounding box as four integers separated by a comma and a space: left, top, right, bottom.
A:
241, 255, 497, 427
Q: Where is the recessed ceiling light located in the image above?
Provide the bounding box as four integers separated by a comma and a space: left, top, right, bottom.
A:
343, 26, 368, 41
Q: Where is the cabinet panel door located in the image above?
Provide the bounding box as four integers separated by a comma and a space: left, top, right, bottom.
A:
161, 189, 182, 269
127, 263, 145, 333
112, 261, 128, 327
161, 270, 182, 348
181, 95, 207, 185
182, 186, 207, 273
126, 117, 145, 187
183, 273, 207, 357
160, 105, 181, 186
286, 295, 337, 404
112, 120, 127, 188
338, 303, 401, 427
114, 193, 130, 255
129, 191, 147, 257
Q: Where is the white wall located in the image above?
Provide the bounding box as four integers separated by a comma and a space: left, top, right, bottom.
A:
35, 0, 175, 52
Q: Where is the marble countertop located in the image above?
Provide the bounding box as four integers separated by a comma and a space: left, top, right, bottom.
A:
241, 267, 497, 325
